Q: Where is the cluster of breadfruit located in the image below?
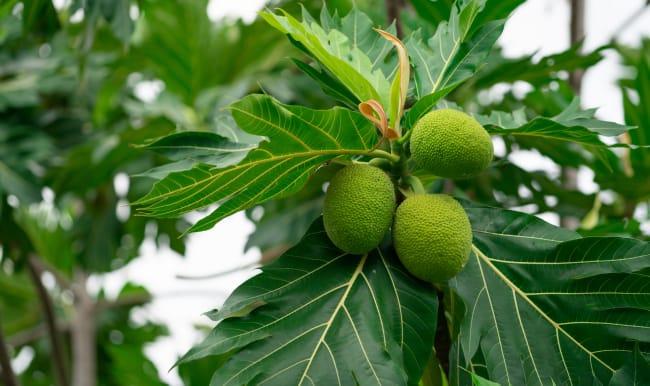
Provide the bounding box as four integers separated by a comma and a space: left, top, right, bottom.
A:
323, 109, 493, 283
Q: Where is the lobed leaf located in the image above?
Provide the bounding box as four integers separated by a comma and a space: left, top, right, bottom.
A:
471, 42, 605, 90
404, 0, 504, 128
140, 131, 255, 165
133, 94, 379, 233
261, 7, 393, 109
449, 201, 650, 386
178, 218, 438, 386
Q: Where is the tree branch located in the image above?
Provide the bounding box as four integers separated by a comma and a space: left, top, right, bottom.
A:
176, 262, 260, 280
0, 311, 21, 386
609, 2, 650, 43
26, 255, 69, 386
27, 257, 71, 289
95, 293, 152, 311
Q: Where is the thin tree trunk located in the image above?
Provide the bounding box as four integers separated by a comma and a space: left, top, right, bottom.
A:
71, 270, 97, 386
561, 0, 585, 230
26, 256, 69, 386
568, 0, 585, 92
0, 311, 21, 386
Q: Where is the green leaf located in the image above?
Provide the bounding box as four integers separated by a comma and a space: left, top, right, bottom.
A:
99, 0, 134, 44
292, 59, 360, 108
461, 100, 633, 165
21, 0, 60, 37
472, 373, 502, 386
178, 218, 439, 385
135, 130, 258, 184
245, 163, 341, 254
407, 0, 482, 98
622, 52, 650, 172
134, 94, 379, 233
0, 161, 41, 204
483, 114, 624, 146
404, 2, 504, 128
409, 0, 523, 37
134, 0, 291, 103
261, 7, 392, 109
471, 42, 604, 90
141, 131, 256, 166
415, 100, 630, 174
13, 205, 76, 273
609, 345, 650, 386
450, 201, 650, 385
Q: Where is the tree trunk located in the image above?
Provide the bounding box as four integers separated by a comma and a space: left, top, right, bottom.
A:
71, 271, 96, 386
561, 0, 585, 230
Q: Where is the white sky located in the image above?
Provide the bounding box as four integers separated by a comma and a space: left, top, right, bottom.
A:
37, 1, 650, 385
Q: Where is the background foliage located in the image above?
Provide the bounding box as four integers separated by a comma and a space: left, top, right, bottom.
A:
1, 0, 649, 385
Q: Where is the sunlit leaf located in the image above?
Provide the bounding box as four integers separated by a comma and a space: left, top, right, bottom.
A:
178, 218, 438, 385
261, 7, 393, 109
134, 94, 380, 233
409, 0, 523, 37
140, 131, 256, 168
404, 0, 504, 128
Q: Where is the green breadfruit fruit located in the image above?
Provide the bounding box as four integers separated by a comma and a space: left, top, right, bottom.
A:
410, 108, 493, 179
392, 194, 472, 283
323, 164, 396, 254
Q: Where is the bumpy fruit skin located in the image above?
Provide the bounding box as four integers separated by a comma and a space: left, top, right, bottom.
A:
323, 164, 396, 254
393, 194, 472, 283
410, 108, 493, 179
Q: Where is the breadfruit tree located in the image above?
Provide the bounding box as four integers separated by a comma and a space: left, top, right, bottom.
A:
131, 1, 650, 385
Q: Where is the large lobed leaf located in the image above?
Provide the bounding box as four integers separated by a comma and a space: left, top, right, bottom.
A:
449, 201, 650, 386
261, 7, 393, 109
177, 218, 438, 385
404, 0, 505, 128
134, 94, 379, 233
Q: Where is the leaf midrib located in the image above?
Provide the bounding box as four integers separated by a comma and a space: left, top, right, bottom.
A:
298, 253, 383, 385
472, 245, 616, 378
135, 148, 372, 207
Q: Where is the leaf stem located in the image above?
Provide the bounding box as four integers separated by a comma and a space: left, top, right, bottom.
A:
369, 149, 400, 162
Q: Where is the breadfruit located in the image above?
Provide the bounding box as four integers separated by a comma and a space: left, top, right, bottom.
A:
323, 164, 396, 254
410, 108, 493, 179
392, 194, 472, 282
